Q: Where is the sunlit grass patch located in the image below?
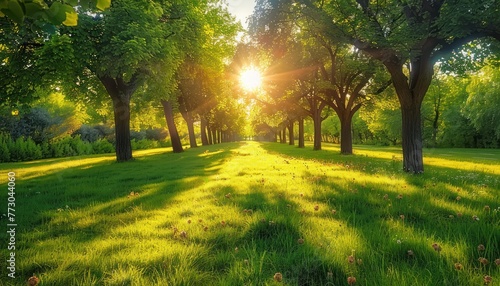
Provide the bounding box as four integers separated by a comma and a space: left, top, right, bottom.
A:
0, 141, 499, 285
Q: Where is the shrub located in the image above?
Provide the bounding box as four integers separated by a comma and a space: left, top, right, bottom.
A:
0, 133, 11, 162
131, 139, 159, 150
92, 139, 115, 154
145, 128, 168, 141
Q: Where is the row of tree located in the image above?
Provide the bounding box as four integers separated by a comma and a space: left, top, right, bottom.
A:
245, 0, 499, 173
1, 0, 246, 161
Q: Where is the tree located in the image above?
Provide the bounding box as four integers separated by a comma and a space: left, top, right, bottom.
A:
252, 0, 500, 173
45, 0, 178, 161
462, 65, 500, 147
0, 0, 110, 26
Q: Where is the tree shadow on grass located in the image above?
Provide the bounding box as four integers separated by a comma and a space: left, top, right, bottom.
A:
261, 142, 499, 285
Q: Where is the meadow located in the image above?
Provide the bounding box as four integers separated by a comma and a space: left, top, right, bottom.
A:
0, 141, 499, 285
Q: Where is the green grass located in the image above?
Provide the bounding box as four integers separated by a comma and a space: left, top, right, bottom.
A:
0, 141, 499, 285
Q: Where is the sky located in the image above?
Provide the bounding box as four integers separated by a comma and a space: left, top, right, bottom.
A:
225, 0, 256, 29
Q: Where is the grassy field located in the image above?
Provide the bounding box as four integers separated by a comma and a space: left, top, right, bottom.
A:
0, 141, 499, 285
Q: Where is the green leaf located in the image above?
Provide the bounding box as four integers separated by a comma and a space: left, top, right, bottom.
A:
5, 0, 25, 24
66, 0, 78, 6
24, 2, 44, 19
47, 2, 75, 25
96, 0, 110, 11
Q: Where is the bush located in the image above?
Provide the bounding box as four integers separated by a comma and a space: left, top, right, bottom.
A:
92, 139, 115, 154
145, 128, 168, 141
0, 133, 11, 162
131, 139, 159, 150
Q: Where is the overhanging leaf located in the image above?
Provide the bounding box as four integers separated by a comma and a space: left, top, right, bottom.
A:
63, 10, 77, 26
96, 0, 110, 11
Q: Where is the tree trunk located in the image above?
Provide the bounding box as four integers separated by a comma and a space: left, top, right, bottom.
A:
288, 122, 294, 145
111, 95, 132, 161
99, 75, 138, 162
200, 117, 209, 146
161, 100, 184, 153
313, 115, 322, 151
207, 125, 213, 145
298, 117, 305, 148
180, 111, 197, 148
211, 128, 217, 144
401, 104, 424, 173
340, 114, 353, 155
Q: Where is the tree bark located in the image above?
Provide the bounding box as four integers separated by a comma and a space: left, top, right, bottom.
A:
340, 114, 353, 155
288, 122, 294, 145
180, 111, 197, 148
111, 95, 132, 161
313, 114, 322, 151
298, 117, 305, 148
401, 104, 424, 173
99, 75, 139, 162
161, 100, 184, 153
207, 125, 213, 145
200, 117, 209, 146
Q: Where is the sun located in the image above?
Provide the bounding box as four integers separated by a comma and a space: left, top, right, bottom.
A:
239, 67, 262, 91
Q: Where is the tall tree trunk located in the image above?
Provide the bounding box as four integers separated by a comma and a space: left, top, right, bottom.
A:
384, 57, 430, 173
111, 95, 132, 161
161, 100, 184, 153
401, 104, 424, 173
281, 128, 287, 143
313, 114, 322, 151
200, 117, 209, 146
288, 122, 294, 145
298, 117, 305, 148
211, 128, 217, 144
99, 75, 139, 162
207, 125, 213, 145
340, 114, 353, 155
180, 111, 197, 148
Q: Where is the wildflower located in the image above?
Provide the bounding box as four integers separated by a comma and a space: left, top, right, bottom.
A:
477, 244, 485, 252
478, 257, 489, 265
297, 238, 305, 245
243, 259, 249, 265
300, 193, 304, 197
472, 215, 480, 221
407, 250, 414, 257
203, 226, 208, 231
347, 276, 357, 285
221, 220, 226, 226
327, 272, 333, 279
495, 258, 500, 266
397, 239, 402, 244
225, 193, 231, 199
269, 220, 276, 226
454, 263, 463, 270
400, 214, 405, 220
456, 196, 461, 201
234, 247, 239, 253
457, 212, 463, 218
187, 219, 191, 224
347, 255, 355, 264
331, 209, 337, 215
247, 209, 253, 214
484, 275, 492, 284
432, 243, 442, 253
198, 219, 203, 223
397, 194, 403, 200
357, 258, 363, 265
28, 275, 39, 286
484, 205, 490, 211
449, 215, 454, 219
261, 218, 267, 223
314, 205, 319, 211
383, 194, 389, 200
273, 272, 283, 282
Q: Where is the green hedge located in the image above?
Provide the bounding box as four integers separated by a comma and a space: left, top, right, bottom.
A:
0, 133, 173, 163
